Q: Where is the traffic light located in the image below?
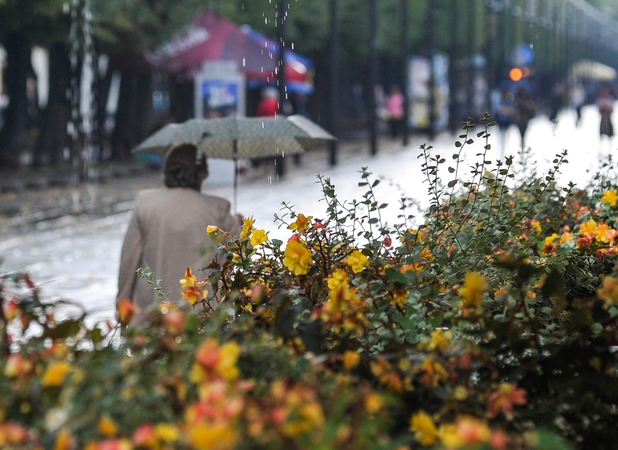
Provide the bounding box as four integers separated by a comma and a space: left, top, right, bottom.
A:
509, 66, 531, 82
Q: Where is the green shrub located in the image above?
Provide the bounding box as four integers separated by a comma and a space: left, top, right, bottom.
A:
3, 120, 618, 449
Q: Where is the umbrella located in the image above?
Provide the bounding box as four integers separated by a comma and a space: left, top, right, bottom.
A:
570, 60, 617, 82
134, 115, 335, 210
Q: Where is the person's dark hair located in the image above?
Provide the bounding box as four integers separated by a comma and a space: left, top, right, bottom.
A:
163, 144, 208, 190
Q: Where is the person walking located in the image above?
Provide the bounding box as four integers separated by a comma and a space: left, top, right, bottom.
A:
257, 87, 280, 117
571, 82, 586, 127
386, 84, 405, 139
117, 143, 242, 326
495, 88, 515, 156
596, 86, 614, 148
514, 89, 536, 149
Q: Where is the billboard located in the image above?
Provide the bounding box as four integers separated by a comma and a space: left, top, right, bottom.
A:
408, 53, 450, 131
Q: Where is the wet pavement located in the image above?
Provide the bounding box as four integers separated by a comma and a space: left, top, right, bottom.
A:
0, 105, 614, 324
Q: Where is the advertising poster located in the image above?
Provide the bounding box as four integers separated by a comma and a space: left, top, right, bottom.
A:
199, 79, 242, 118
408, 53, 450, 131
194, 62, 245, 119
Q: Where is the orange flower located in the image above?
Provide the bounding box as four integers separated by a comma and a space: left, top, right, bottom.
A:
420, 357, 449, 387
4, 354, 33, 378
54, 428, 74, 450
342, 351, 361, 371
487, 383, 527, 419
42, 361, 72, 387
97, 415, 118, 437
132, 424, 156, 448
180, 268, 205, 305
116, 298, 136, 325
288, 213, 313, 233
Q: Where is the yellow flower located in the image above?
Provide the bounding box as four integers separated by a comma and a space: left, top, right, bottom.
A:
206, 225, 220, 234
420, 357, 449, 386
97, 415, 118, 437
601, 189, 618, 207
283, 240, 313, 275
364, 392, 385, 414
240, 216, 255, 239
180, 267, 204, 305
458, 272, 488, 308
439, 423, 464, 448
598, 275, 618, 308
347, 250, 369, 273
250, 229, 268, 246
289, 213, 313, 232
327, 269, 348, 291
180, 267, 197, 290
410, 411, 439, 446
325, 269, 352, 314
189, 422, 238, 450
42, 361, 72, 387
579, 219, 598, 237
560, 231, 574, 245
54, 428, 73, 450
155, 423, 180, 443
595, 222, 613, 243
342, 350, 361, 371
218, 342, 241, 381
427, 329, 453, 351
530, 219, 542, 234
543, 233, 559, 246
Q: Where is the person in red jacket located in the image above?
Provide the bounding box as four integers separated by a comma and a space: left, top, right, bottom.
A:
257, 87, 280, 117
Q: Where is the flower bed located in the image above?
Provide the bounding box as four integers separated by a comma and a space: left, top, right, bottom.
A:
2, 120, 617, 449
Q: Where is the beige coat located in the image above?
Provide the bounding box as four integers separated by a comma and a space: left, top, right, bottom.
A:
117, 187, 241, 324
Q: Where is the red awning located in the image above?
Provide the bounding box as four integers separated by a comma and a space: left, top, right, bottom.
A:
145, 11, 313, 89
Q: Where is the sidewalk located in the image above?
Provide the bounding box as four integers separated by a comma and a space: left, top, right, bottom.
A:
0, 136, 419, 230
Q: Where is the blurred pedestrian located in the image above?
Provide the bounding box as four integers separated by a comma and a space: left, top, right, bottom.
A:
514, 89, 536, 149
596, 86, 614, 143
257, 87, 280, 117
549, 81, 566, 123
117, 143, 242, 326
374, 84, 388, 134
386, 84, 405, 139
571, 82, 586, 127
495, 88, 515, 156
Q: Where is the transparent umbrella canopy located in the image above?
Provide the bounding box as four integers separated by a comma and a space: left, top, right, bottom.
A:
134, 115, 336, 210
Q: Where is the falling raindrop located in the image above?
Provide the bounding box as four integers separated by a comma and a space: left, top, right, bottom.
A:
242, 57, 246, 67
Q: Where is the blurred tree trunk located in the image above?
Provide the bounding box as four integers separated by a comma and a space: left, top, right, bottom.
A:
95, 65, 113, 161
0, 31, 33, 167
32, 43, 72, 167
168, 76, 194, 123
110, 72, 153, 160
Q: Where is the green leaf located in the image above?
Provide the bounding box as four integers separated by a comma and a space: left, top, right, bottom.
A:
384, 268, 409, 285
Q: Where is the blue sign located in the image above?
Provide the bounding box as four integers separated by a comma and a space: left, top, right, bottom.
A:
201, 79, 240, 117
511, 44, 535, 67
